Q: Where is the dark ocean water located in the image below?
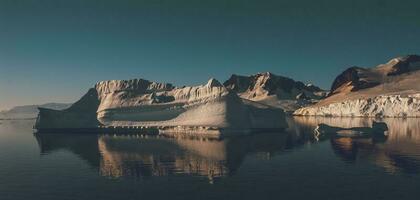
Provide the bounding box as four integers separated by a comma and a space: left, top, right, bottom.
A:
1, 118, 420, 200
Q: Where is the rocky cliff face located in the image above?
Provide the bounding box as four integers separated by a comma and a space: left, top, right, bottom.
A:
295, 55, 420, 117
35, 78, 288, 132
329, 67, 380, 95
224, 72, 327, 112
224, 72, 324, 99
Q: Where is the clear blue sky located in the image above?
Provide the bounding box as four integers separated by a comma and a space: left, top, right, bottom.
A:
1, 0, 420, 110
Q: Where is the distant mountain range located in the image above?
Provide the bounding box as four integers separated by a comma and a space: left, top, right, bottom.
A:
0, 103, 71, 119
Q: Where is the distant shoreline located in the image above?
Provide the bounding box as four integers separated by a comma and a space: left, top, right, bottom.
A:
0, 118, 36, 121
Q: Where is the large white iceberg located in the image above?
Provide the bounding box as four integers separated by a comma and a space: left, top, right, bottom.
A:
35, 78, 288, 135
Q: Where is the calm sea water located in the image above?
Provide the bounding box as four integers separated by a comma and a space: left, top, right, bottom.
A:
1, 117, 420, 200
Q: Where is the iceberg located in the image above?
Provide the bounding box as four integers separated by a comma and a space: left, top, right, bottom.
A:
35, 78, 288, 136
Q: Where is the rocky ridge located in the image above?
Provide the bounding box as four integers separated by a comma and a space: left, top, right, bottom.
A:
224, 72, 327, 112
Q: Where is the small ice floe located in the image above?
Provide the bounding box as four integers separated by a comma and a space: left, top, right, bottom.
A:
314, 121, 389, 140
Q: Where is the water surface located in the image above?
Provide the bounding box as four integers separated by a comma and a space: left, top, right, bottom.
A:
1, 118, 420, 200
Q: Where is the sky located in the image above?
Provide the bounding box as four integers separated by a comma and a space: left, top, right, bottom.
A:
1, 0, 420, 110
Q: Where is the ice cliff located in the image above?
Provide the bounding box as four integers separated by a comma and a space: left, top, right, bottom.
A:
294, 94, 420, 117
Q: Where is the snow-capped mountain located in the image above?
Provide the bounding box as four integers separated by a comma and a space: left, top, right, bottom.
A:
294, 55, 420, 117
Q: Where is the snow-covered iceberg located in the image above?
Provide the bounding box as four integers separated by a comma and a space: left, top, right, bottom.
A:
35, 78, 288, 135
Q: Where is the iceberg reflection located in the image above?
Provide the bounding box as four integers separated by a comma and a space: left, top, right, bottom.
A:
33, 116, 420, 182
34, 130, 313, 182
